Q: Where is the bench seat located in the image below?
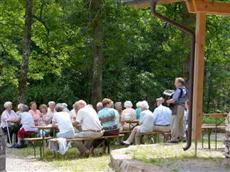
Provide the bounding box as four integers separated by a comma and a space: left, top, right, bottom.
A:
140, 130, 171, 143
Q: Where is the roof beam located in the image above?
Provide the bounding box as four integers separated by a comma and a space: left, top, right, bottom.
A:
123, 0, 181, 9
192, 0, 230, 15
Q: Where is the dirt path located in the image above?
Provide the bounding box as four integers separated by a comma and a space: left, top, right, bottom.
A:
6, 149, 62, 172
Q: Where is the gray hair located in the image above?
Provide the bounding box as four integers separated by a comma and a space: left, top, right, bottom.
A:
124, 101, 133, 108
4, 101, 12, 109
55, 103, 64, 112
22, 105, 29, 112
48, 101, 56, 106
140, 101, 149, 110
136, 101, 142, 108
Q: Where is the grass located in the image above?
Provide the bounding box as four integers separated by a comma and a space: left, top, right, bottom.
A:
7, 144, 118, 172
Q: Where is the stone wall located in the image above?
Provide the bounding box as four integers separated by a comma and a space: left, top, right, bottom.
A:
110, 147, 165, 172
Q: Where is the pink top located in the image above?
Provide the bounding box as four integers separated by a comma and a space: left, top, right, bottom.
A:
121, 108, 136, 129
0, 110, 19, 128
29, 109, 41, 126
121, 108, 136, 121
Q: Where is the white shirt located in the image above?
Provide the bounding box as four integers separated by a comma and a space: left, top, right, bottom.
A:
76, 105, 102, 131
152, 105, 172, 126
19, 112, 37, 132
70, 109, 77, 121
47, 108, 56, 120
139, 110, 154, 133
52, 112, 74, 134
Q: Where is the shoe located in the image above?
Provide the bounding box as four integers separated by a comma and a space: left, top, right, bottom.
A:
6, 143, 13, 148
14, 144, 27, 149
9, 144, 17, 148
121, 141, 130, 146
169, 140, 179, 144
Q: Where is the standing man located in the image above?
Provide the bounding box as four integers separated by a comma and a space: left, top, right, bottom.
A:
167, 77, 187, 143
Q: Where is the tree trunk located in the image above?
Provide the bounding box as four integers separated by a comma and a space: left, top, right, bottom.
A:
18, 0, 33, 103
90, 0, 103, 105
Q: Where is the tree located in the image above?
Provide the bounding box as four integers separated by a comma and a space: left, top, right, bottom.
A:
18, 0, 33, 103
90, 0, 104, 105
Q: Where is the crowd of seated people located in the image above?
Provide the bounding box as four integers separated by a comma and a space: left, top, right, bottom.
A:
0, 97, 188, 153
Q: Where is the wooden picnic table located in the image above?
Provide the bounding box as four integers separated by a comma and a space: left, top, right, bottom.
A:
202, 113, 227, 150
33, 124, 56, 158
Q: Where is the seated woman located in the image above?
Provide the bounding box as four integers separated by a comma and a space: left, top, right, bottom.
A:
14, 104, 38, 148
38, 104, 52, 136
135, 101, 142, 121
98, 98, 119, 135
29, 101, 41, 126
0, 101, 20, 145
122, 101, 154, 145
39, 104, 52, 125
120, 101, 136, 131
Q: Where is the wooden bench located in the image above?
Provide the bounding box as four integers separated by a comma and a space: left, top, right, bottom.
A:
140, 131, 171, 143
49, 134, 125, 155
24, 137, 52, 159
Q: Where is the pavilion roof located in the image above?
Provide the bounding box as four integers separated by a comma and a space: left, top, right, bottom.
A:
122, 0, 230, 15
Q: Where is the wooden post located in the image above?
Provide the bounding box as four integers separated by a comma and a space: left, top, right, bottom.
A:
192, 13, 206, 142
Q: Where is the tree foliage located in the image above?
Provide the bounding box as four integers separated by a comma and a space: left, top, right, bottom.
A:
0, 0, 229, 112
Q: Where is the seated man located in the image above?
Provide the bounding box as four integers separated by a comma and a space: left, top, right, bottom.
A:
122, 101, 153, 145
14, 104, 38, 148
98, 98, 119, 136
152, 97, 172, 132
52, 104, 75, 138
73, 100, 103, 156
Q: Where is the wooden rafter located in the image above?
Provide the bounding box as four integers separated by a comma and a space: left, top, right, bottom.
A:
123, 0, 181, 9
192, 0, 230, 15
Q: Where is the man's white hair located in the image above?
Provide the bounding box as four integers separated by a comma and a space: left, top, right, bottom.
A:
136, 101, 142, 108
141, 101, 149, 110
124, 101, 133, 108
4, 101, 12, 109
48, 101, 56, 106
76, 100, 87, 106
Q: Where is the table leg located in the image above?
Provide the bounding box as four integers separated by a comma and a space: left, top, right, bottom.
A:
208, 129, 211, 149
39, 141, 43, 159
202, 129, 204, 149
215, 126, 217, 150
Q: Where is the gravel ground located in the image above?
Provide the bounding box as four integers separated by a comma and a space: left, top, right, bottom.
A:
6, 149, 62, 172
